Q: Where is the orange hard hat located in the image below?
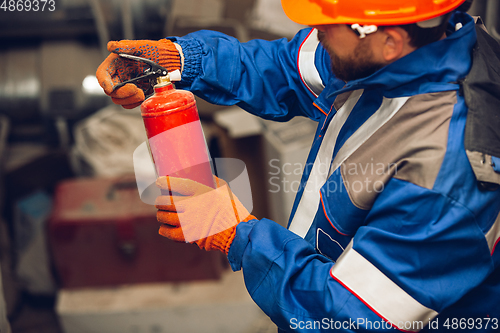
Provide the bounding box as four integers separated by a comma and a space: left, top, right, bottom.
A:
281, 0, 467, 26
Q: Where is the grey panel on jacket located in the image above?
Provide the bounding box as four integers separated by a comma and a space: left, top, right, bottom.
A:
339, 91, 457, 210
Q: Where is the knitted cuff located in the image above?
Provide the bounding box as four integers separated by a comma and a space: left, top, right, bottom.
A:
212, 214, 257, 255
157, 39, 182, 73
209, 226, 237, 255
172, 38, 203, 85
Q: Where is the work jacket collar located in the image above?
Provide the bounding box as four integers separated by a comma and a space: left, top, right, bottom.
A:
327, 12, 477, 99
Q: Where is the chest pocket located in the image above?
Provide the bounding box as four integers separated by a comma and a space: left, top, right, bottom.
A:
313, 169, 370, 260
316, 228, 345, 262
312, 200, 356, 262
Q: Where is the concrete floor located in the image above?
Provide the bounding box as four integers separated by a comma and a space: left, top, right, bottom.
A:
7, 271, 278, 333
9, 302, 277, 333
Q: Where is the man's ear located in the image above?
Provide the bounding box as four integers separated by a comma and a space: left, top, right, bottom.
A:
382, 28, 405, 62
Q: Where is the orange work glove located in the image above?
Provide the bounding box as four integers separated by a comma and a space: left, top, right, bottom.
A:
155, 176, 256, 255
96, 39, 181, 109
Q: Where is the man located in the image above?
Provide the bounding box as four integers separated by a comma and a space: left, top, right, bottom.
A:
97, 0, 500, 331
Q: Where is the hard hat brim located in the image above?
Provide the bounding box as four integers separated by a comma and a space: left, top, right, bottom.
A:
281, 0, 352, 26
281, 0, 466, 27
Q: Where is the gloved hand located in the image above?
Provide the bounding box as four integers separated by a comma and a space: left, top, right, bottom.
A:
96, 39, 181, 109
155, 176, 256, 254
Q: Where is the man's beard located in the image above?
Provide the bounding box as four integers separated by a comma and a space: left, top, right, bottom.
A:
318, 31, 384, 82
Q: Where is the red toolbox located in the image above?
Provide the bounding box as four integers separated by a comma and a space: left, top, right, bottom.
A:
48, 176, 227, 289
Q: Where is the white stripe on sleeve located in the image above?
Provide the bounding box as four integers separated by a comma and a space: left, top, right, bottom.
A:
330, 241, 439, 332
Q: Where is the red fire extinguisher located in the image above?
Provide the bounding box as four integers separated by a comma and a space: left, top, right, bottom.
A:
113, 54, 215, 189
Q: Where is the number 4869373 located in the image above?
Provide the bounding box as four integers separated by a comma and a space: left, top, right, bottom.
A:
1, 0, 56, 12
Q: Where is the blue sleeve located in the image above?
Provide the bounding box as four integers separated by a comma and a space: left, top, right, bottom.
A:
227, 180, 499, 332
169, 29, 325, 122
228, 218, 344, 330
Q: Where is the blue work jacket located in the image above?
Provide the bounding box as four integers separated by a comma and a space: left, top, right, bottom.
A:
170, 12, 500, 332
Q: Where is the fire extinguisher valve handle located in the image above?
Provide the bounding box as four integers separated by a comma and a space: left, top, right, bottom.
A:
112, 54, 171, 92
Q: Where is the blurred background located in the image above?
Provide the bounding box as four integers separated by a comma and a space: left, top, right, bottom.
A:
0, 0, 498, 332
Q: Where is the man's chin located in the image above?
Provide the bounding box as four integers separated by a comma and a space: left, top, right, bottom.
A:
331, 62, 384, 82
